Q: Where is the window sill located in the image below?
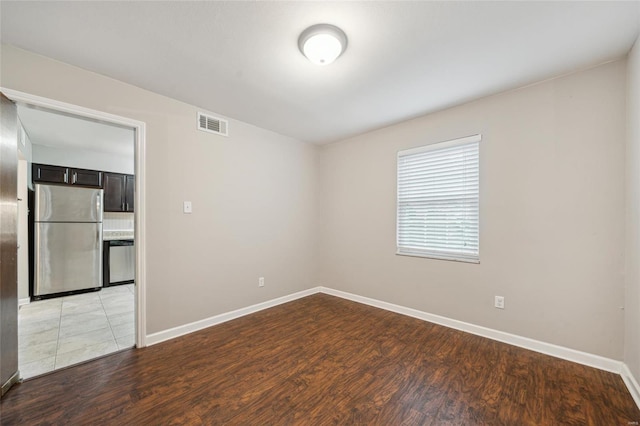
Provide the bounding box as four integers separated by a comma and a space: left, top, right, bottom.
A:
396, 251, 480, 264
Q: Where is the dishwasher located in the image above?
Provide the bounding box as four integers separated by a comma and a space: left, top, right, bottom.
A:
105, 240, 135, 286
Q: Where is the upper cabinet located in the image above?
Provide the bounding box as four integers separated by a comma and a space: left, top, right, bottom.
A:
70, 168, 103, 187
32, 164, 133, 211
32, 163, 102, 188
104, 172, 134, 212
125, 174, 134, 212
32, 164, 68, 184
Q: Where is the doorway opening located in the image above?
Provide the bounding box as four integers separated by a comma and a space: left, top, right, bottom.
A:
2, 88, 146, 380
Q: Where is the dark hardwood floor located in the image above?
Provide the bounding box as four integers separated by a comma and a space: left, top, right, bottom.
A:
1, 293, 638, 425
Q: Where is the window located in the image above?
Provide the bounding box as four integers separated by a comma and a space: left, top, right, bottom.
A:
397, 134, 480, 263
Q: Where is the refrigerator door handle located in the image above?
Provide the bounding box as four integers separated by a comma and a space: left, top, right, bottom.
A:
96, 192, 102, 218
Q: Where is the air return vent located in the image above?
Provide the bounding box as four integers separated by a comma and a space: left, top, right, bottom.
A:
197, 112, 228, 136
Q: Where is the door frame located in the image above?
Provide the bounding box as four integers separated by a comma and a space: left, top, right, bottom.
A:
1, 88, 148, 348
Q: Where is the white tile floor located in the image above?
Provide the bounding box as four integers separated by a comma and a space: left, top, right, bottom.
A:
18, 284, 135, 379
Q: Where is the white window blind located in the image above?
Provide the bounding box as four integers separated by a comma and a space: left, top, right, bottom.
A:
397, 134, 480, 263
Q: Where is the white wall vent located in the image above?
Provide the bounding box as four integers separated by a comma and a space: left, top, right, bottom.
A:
197, 112, 228, 136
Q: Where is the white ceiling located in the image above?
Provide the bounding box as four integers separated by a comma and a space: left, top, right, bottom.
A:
2, 1, 639, 144
18, 105, 135, 157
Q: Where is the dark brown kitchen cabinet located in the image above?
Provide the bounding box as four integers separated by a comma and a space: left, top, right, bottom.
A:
70, 168, 102, 187
33, 164, 68, 184
103, 173, 124, 211
32, 163, 102, 188
104, 172, 135, 212
124, 175, 135, 212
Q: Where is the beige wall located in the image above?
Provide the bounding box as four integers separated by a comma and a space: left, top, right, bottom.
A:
319, 60, 627, 359
0, 45, 318, 334
626, 37, 640, 377
2, 44, 632, 361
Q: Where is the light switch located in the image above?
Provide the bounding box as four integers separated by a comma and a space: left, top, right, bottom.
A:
183, 201, 192, 214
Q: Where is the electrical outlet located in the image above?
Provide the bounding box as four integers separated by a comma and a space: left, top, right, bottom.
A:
259, 277, 265, 287
494, 296, 505, 309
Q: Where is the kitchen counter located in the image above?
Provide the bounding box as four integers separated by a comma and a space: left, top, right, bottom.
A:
103, 230, 134, 241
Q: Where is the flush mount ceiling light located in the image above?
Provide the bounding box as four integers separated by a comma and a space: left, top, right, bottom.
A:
298, 24, 348, 66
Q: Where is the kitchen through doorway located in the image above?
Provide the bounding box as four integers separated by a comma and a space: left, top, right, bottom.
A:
4, 90, 146, 380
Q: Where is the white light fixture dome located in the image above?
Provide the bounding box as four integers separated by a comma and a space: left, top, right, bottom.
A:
298, 24, 347, 66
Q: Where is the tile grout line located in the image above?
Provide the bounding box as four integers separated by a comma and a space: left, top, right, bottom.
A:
53, 298, 64, 370
102, 285, 135, 351
102, 291, 120, 349
56, 292, 115, 369
18, 300, 62, 372
20, 288, 135, 377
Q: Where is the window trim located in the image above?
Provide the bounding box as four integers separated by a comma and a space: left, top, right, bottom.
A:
396, 134, 481, 264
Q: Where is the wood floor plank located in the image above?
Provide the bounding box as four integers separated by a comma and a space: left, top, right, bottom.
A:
1, 293, 638, 425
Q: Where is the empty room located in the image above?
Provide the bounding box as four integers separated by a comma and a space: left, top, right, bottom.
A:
2, 1, 640, 424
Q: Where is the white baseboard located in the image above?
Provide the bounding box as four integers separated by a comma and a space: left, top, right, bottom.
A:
146, 287, 321, 346
621, 363, 640, 408
144, 284, 638, 408
322, 288, 640, 408
147, 285, 620, 373
319, 286, 622, 374
18, 298, 30, 306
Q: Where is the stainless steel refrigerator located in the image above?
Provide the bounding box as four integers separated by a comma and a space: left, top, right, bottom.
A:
34, 183, 103, 298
